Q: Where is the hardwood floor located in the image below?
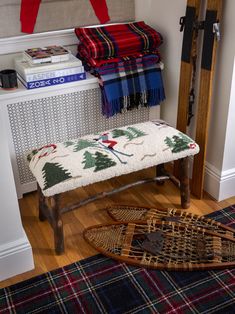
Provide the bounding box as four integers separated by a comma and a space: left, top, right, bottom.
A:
1, 167, 235, 288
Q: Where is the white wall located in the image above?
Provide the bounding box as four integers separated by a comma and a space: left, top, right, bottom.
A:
206, 0, 235, 172
136, 0, 185, 126
135, 0, 235, 200
216, 57, 235, 200
223, 58, 235, 172
0, 109, 34, 281
0, 30, 77, 281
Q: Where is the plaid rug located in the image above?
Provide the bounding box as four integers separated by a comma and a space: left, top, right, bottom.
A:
1, 205, 235, 314
75, 21, 163, 59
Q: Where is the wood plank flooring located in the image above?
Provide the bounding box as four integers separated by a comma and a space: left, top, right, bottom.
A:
1, 167, 235, 288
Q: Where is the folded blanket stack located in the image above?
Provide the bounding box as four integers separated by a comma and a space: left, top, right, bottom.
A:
75, 21, 165, 117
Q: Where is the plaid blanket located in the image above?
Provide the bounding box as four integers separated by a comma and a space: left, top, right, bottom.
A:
0, 205, 235, 314
75, 21, 163, 59
99, 63, 165, 117
77, 44, 161, 72
77, 43, 161, 68
77, 47, 165, 117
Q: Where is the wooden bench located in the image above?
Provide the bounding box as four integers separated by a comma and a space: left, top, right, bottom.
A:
28, 120, 199, 254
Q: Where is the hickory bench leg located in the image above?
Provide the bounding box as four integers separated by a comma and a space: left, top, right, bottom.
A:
38, 184, 47, 221
179, 157, 190, 209
156, 159, 190, 208
38, 185, 64, 254
156, 163, 165, 185
50, 194, 64, 255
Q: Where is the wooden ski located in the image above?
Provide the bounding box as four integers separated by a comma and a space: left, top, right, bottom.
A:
191, 0, 223, 198
174, 0, 201, 178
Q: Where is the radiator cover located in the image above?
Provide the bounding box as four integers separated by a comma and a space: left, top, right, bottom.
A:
7, 86, 150, 197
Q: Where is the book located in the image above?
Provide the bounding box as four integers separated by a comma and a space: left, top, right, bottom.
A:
24, 46, 70, 64
18, 66, 85, 82
14, 54, 83, 75
18, 72, 86, 89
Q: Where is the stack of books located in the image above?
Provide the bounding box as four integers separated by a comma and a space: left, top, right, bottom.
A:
15, 46, 86, 89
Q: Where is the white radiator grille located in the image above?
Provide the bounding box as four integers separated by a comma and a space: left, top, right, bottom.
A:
7, 87, 150, 186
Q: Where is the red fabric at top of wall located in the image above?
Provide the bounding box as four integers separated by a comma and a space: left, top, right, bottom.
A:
20, 0, 110, 34
89, 0, 110, 24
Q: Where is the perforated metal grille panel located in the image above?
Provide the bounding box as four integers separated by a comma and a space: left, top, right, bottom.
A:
7, 88, 150, 185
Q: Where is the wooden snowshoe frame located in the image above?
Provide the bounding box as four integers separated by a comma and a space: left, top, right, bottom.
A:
83, 219, 235, 271
106, 204, 235, 239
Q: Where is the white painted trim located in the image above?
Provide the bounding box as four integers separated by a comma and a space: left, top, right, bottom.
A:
204, 162, 235, 201
0, 21, 131, 55
0, 234, 29, 257
0, 232, 34, 281
185, 158, 235, 201
204, 163, 221, 200
222, 167, 235, 180
2, 103, 23, 199
218, 167, 235, 201
0, 74, 98, 101
21, 181, 37, 198
0, 29, 78, 55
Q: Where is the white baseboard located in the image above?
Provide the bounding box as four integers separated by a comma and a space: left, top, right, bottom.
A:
180, 157, 235, 201
204, 163, 235, 201
0, 232, 34, 281
20, 181, 37, 199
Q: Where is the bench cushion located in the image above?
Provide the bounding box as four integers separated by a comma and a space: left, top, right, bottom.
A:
28, 120, 199, 197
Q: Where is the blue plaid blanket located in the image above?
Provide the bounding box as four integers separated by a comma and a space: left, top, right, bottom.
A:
77, 49, 165, 117
1, 205, 234, 313
99, 62, 165, 117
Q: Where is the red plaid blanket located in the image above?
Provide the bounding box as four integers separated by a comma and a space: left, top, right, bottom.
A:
77, 43, 161, 68
75, 21, 163, 59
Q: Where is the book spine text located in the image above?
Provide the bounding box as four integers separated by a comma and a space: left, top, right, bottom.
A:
18, 73, 86, 89
21, 66, 84, 82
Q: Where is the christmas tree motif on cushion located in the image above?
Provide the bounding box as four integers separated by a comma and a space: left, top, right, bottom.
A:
164, 132, 196, 153
28, 121, 200, 197
42, 162, 72, 190
127, 127, 147, 138
82, 151, 96, 169
64, 140, 76, 147
73, 139, 98, 152
112, 126, 147, 141
94, 151, 116, 172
